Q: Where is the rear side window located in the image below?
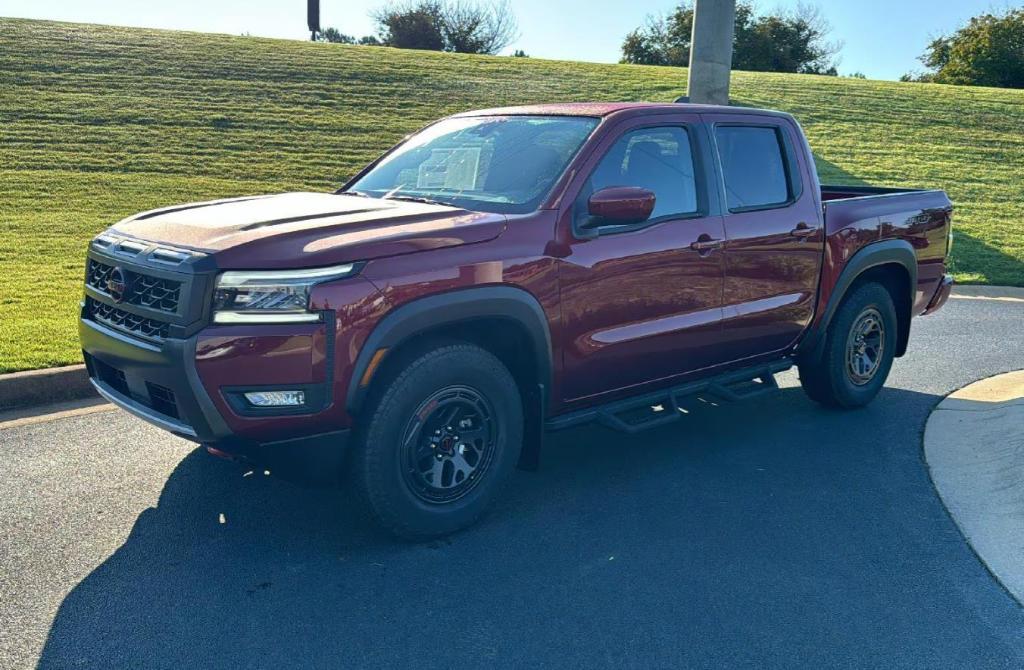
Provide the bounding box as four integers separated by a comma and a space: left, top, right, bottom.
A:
587, 126, 698, 220
715, 125, 791, 211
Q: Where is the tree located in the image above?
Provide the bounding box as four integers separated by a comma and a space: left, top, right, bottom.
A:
316, 27, 381, 45
620, 1, 841, 75
373, 0, 518, 54
373, 1, 446, 50
443, 0, 518, 54
317, 27, 356, 44
903, 8, 1024, 88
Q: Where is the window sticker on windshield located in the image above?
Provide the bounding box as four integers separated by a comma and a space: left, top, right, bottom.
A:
417, 147, 481, 191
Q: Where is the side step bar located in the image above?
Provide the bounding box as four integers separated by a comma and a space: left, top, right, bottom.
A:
546, 360, 793, 434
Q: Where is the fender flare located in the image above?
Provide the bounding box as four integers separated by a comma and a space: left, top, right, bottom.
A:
345, 286, 554, 416
799, 239, 917, 363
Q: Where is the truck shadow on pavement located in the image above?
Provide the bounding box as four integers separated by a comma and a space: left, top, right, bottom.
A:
37, 384, 1024, 668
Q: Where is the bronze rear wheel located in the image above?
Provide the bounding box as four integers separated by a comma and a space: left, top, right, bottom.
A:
798, 281, 898, 409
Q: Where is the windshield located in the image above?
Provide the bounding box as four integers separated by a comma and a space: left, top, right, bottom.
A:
346, 115, 599, 214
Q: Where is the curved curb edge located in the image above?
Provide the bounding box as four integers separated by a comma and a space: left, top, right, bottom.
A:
924, 369, 1024, 606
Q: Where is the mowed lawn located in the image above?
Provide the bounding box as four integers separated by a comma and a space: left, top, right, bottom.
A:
2, 18, 1023, 373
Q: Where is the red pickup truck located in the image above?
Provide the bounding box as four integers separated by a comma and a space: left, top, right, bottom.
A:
80, 102, 953, 538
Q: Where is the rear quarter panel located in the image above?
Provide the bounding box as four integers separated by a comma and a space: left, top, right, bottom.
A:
819, 190, 952, 317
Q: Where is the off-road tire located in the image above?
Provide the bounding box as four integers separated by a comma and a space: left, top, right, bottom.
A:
351, 343, 523, 540
798, 281, 898, 409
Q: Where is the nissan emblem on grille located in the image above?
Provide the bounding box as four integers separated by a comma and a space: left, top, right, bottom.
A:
106, 266, 128, 303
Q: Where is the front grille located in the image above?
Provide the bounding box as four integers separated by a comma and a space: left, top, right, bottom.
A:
86, 259, 182, 313
86, 297, 170, 341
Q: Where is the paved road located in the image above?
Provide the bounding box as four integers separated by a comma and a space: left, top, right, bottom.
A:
2, 293, 1024, 669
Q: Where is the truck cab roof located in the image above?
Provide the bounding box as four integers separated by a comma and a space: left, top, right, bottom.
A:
453, 101, 796, 121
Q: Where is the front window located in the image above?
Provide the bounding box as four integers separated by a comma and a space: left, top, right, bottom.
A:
584, 126, 699, 220
347, 115, 599, 214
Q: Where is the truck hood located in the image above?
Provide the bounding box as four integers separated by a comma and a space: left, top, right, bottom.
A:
110, 192, 507, 269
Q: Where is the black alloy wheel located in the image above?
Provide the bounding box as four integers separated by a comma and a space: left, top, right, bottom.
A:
401, 385, 498, 504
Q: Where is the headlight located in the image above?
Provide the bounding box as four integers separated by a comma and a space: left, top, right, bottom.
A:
212, 263, 358, 324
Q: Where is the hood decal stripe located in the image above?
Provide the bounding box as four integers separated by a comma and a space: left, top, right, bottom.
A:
239, 208, 387, 231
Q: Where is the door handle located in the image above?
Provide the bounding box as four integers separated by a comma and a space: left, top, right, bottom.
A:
690, 237, 724, 252
790, 223, 818, 238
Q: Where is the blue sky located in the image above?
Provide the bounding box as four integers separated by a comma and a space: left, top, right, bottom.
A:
3, 0, 1012, 80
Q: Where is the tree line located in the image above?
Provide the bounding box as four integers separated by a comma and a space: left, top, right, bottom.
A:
902, 7, 1024, 88
320, 0, 1024, 89
620, 1, 840, 75
317, 0, 519, 55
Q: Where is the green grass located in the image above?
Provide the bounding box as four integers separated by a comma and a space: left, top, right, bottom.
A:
2, 18, 1023, 373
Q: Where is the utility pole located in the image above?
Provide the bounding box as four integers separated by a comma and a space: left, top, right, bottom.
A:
686, 0, 736, 105
308, 0, 320, 41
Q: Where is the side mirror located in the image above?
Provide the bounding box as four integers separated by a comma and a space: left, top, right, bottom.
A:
584, 186, 656, 228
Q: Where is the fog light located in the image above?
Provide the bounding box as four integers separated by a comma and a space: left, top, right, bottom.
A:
244, 390, 305, 407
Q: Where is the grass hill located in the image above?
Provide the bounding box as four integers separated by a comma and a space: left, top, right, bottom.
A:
2, 17, 1023, 372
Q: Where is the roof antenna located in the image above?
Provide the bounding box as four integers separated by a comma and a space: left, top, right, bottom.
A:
674, 96, 690, 103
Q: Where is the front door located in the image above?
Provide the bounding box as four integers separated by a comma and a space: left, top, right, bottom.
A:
557, 116, 728, 402
705, 114, 825, 362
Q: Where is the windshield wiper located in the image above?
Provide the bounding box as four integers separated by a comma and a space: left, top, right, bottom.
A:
338, 190, 371, 198
382, 194, 453, 207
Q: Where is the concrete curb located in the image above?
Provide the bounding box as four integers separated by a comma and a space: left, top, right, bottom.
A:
0, 364, 95, 412
950, 285, 1024, 301
924, 370, 1024, 605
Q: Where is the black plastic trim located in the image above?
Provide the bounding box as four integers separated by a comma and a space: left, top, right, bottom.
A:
796, 239, 917, 364
547, 359, 792, 432
820, 184, 927, 198
240, 209, 380, 231
84, 240, 217, 341
80, 317, 232, 443
90, 377, 198, 439
345, 287, 553, 416
179, 334, 234, 439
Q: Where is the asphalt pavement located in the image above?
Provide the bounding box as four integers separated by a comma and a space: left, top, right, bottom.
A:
2, 291, 1024, 669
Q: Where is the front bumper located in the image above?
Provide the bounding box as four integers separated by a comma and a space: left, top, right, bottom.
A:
80, 316, 351, 475
81, 317, 231, 442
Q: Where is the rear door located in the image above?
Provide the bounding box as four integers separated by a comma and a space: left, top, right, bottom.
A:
704, 114, 824, 362
556, 114, 729, 402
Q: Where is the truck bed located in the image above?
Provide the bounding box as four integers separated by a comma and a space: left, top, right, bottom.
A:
817, 183, 953, 318
820, 184, 928, 202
